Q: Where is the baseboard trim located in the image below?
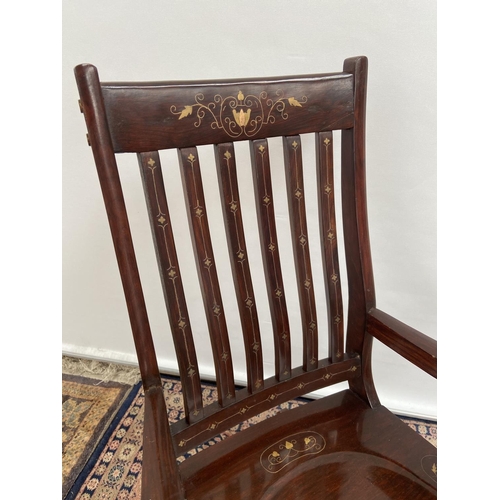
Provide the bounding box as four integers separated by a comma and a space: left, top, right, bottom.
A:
62, 344, 436, 422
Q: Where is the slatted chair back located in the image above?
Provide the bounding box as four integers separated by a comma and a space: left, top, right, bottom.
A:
74, 57, 417, 498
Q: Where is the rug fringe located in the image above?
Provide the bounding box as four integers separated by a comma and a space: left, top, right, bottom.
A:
62, 356, 141, 385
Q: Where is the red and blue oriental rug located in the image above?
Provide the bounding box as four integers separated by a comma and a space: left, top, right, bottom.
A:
62, 357, 437, 500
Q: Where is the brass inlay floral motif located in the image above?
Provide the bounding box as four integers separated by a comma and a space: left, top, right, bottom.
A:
421, 454, 437, 483
260, 431, 326, 473
171, 91, 307, 139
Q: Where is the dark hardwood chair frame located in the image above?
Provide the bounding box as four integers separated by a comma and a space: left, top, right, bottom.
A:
74, 56, 437, 499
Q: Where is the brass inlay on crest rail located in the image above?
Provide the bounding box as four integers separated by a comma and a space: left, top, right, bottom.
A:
171, 91, 307, 139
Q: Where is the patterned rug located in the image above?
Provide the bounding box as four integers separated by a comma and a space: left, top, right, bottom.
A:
62, 357, 141, 498
62, 357, 437, 500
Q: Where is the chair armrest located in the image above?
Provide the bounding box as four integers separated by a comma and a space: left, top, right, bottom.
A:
366, 308, 437, 378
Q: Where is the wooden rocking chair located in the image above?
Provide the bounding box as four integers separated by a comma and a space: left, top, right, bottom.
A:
74, 56, 437, 499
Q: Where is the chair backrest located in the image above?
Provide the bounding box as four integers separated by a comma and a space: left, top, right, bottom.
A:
74, 56, 377, 454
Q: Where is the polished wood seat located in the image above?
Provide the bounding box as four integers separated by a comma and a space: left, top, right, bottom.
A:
180, 390, 436, 499
74, 56, 437, 499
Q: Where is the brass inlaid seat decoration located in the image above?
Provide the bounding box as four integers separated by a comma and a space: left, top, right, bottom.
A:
260, 431, 327, 473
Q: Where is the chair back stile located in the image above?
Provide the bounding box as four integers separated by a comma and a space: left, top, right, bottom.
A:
74, 56, 377, 455
341, 57, 378, 405
74, 64, 162, 393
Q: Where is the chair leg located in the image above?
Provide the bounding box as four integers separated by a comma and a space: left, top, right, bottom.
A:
142, 386, 184, 500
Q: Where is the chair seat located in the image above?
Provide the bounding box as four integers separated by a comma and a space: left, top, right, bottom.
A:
180, 390, 437, 499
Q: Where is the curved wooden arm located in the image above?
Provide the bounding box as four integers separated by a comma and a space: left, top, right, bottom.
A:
366, 308, 437, 378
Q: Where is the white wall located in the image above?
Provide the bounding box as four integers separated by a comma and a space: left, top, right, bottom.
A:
63, 0, 436, 419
